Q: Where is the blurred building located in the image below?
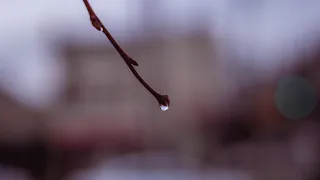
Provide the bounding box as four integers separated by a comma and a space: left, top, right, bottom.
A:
42, 31, 216, 166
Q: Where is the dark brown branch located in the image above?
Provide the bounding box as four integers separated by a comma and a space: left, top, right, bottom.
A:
82, 0, 170, 110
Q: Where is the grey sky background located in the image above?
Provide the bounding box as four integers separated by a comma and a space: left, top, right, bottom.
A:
1, 0, 320, 108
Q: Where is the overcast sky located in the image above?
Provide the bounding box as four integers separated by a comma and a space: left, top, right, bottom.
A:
1, 0, 320, 108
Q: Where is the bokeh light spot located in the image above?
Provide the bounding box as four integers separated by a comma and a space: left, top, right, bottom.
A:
275, 76, 316, 120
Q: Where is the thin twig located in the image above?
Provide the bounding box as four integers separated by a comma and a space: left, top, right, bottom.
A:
82, 0, 170, 110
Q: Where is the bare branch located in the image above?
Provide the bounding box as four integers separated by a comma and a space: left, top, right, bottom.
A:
82, 0, 170, 110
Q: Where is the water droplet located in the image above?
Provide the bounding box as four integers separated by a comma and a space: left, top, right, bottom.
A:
100, 27, 103, 31
157, 94, 170, 111
160, 104, 169, 111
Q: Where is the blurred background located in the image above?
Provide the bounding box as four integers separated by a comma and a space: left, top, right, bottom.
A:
0, 0, 320, 179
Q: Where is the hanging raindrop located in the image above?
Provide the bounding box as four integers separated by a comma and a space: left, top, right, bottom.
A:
158, 95, 170, 111
160, 104, 169, 111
